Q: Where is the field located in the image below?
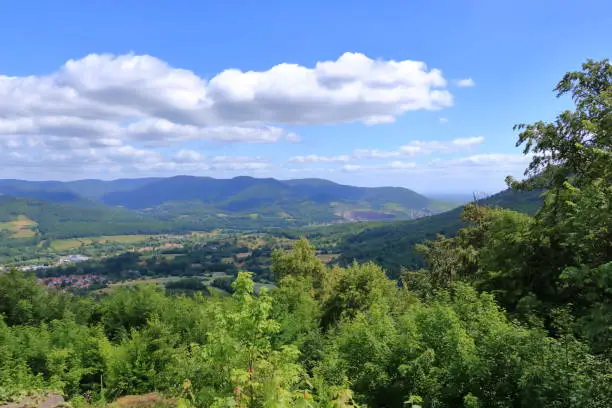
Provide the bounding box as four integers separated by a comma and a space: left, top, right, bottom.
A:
94, 272, 237, 295
0, 215, 38, 238
50, 234, 155, 251
158, 254, 179, 261
316, 253, 340, 263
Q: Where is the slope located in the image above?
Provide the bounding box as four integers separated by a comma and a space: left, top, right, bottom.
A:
0, 176, 447, 228
101, 176, 438, 221
0, 180, 83, 204
0, 196, 181, 240
0, 178, 162, 202
337, 188, 544, 276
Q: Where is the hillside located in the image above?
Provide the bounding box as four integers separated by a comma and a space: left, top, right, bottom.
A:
0, 176, 446, 225
337, 188, 544, 276
0, 178, 162, 202
0, 196, 181, 240
101, 176, 436, 219
2, 58, 611, 408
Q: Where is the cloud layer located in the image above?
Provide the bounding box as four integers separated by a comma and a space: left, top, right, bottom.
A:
289, 136, 485, 164
1, 52, 452, 140
0, 52, 460, 178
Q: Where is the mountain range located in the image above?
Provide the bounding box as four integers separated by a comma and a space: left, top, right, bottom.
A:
0, 176, 455, 235
0, 175, 544, 273
336, 188, 544, 275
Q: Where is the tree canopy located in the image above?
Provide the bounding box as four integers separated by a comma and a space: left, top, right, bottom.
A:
1, 59, 611, 408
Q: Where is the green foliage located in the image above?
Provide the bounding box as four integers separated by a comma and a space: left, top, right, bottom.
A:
272, 238, 326, 291
1, 60, 610, 408
0, 176, 446, 252
337, 188, 543, 276
0, 196, 180, 240
1, 239, 611, 407
507, 59, 611, 192
0, 269, 91, 326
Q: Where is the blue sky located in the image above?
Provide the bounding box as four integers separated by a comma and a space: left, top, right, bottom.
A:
0, 0, 610, 194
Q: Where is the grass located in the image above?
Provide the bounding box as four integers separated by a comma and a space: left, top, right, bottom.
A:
158, 254, 179, 261
50, 234, 154, 251
429, 200, 461, 212
316, 253, 340, 263
0, 215, 38, 238
254, 282, 277, 293
94, 272, 236, 295
94, 276, 184, 294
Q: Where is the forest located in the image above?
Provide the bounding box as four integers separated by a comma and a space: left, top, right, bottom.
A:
0, 60, 610, 407
335, 188, 543, 277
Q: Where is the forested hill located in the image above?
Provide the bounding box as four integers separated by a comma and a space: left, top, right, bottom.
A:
101, 176, 433, 211
1, 59, 611, 408
0, 196, 179, 239
0, 178, 161, 201
0, 176, 449, 224
337, 188, 544, 275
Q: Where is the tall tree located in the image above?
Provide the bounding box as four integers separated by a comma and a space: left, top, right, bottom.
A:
507, 58, 611, 192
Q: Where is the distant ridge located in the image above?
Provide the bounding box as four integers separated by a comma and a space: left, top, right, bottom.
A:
0, 176, 449, 227
336, 188, 544, 275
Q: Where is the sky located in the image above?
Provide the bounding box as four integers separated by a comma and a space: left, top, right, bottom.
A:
0, 0, 610, 194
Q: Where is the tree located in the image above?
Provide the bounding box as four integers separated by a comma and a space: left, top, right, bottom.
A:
507, 58, 611, 192
498, 60, 612, 352
272, 238, 327, 293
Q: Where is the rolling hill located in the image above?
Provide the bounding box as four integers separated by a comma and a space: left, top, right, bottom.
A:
100, 176, 435, 218
0, 176, 448, 225
0, 196, 181, 240
336, 188, 544, 276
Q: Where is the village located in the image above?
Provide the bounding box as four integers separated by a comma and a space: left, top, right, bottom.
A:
37, 273, 107, 289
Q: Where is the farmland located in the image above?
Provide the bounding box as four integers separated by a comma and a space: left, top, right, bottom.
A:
92, 272, 236, 295
0, 215, 38, 238
49, 234, 155, 251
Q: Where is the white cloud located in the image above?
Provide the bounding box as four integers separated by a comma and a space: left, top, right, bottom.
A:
0, 138, 276, 179
0, 52, 453, 132
288, 136, 485, 166
341, 160, 417, 173
212, 161, 271, 171
174, 149, 204, 163
125, 120, 294, 144
0, 116, 294, 146
362, 115, 397, 125
342, 164, 364, 172
289, 154, 351, 163
212, 155, 266, 163
291, 153, 529, 180
389, 160, 417, 169
284, 152, 531, 194
451, 136, 485, 146
439, 117, 448, 123
441, 153, 531, 168
208, 52, 452, 125
399, 136, 485, 155
284, 132, 301, 142
352, 149, 402, 159
0, 52, 461, 178
457, 78, 475, 87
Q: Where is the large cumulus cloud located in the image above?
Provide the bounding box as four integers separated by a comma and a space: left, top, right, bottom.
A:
0, 52, 455, 178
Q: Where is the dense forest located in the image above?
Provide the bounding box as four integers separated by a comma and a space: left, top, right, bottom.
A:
0, 60, 611, 407
0, 176, 449, 236
336, 188, 544, 276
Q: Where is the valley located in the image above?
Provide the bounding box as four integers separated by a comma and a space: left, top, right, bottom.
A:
0, 15, 609, 405
0, 176, 452, 230
0, 176, 459, 266
1, 184, 542, 296
19, 229, 343, 300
